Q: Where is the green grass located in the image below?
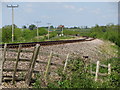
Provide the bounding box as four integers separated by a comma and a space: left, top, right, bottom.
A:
32, 57, 120, 88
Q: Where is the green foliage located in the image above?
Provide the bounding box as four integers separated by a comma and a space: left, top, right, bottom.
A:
14, 28, 23, 41
21, 29, 36, 40
32, 74, 41, 88
2, 26, 48, 43
29, 24, 36, 30
82, 25, 120, 47
47, 59, 92, 88
103, 58, 120, 88
47, 58, 120, 88
32, 57, 119, 88
38, 27, 47, 35
2, 26, 12, 42
49, 31, 57, 38
63, 29, 80, 35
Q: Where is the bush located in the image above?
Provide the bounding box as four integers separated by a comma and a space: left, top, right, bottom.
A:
81, 25, 120, 47
47, 58, 120, 88
38, 28, 47, 35
2, 26, 47, 43
2, 27, 12, 42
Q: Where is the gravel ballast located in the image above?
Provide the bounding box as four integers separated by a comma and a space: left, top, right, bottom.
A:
1, 38, 117, 88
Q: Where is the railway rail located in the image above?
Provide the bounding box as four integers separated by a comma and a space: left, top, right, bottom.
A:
0, 37, 95, 48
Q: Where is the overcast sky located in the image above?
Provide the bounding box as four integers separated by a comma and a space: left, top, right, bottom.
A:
1, 2, 118, 28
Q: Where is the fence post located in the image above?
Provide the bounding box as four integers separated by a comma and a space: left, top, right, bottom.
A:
108, 64, 111, 75
63, 53, 69, 74
44, 51, 53, 84
25, 44, 40, 86
12, 44, 22, 84
38, 52, 40, 60
95, 61, 100, 81
0, 44, 7, 84
2, 44, 7, 66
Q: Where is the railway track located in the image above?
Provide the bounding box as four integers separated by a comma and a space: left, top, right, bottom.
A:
0, 37, 95, 48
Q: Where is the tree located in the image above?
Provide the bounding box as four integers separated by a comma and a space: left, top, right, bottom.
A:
73, 26, 78, 29
95, 24, 99, 28
106, 23, 114, 27
50, 25, 54, 29
2, 26, 12, 42
85, 26, 88, 29
29, 24, 36, 30
22, 25, 27, 29
2, 24, 17, 29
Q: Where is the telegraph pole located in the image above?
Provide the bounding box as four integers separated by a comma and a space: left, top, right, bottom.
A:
62, 26, 63, 36
7, 4, 19, 42
47, 23, 51, 40
35, 21, 41, 37
61, 25, 64, 36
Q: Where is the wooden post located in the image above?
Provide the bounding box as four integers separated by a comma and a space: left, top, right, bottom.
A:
25, 44, 40, 86
27, 46, 36, 71
63, 54, 69, 74
12, 44, 22, 84
95, 61, 100, 81
2, 44, 7, 65
24, 46, 36, 80
0, 44, 7, 84
38, 52, 40, 60
44, 51, 52, 83
108, 64, 111, 75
